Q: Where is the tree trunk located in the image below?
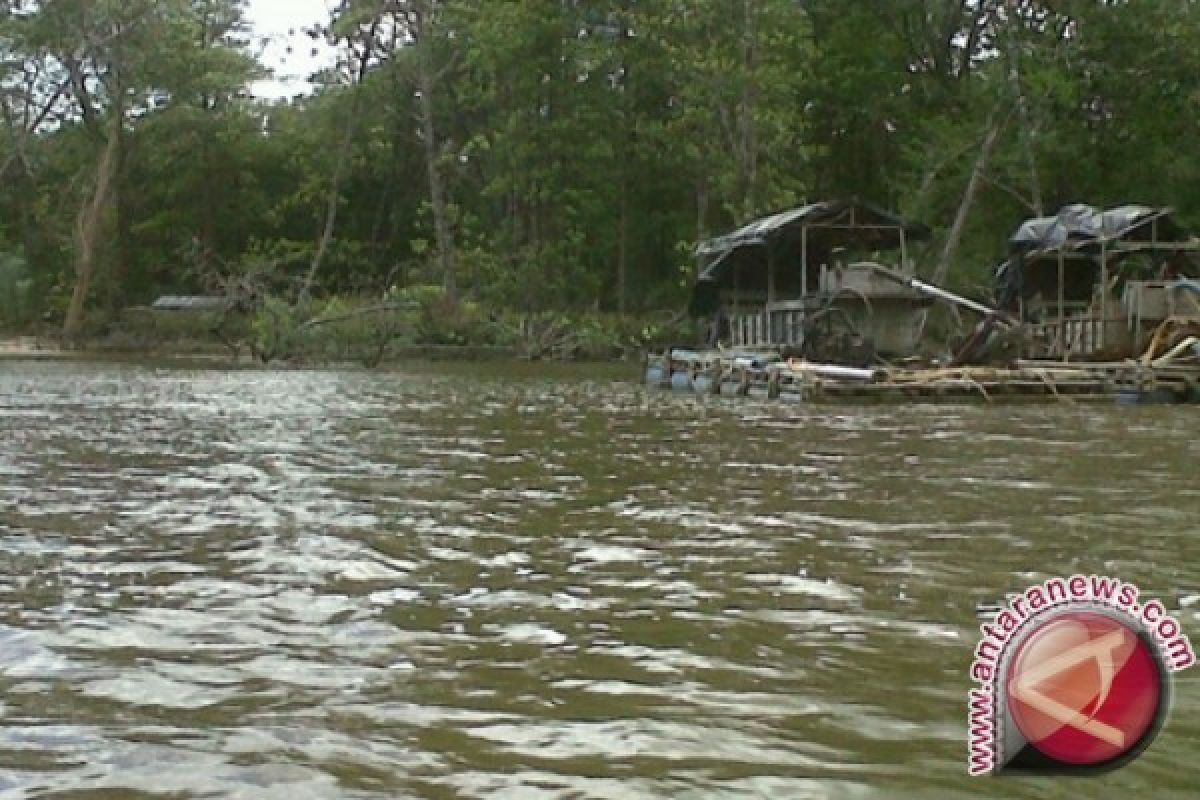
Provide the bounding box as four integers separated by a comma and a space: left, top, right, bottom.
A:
614, 9, 631, 315
617, 186, 628, 313
918, 110, 1004, 338
931, 111, 1004, 288
303, 119, 354, 298
414, 1, 456, 304
1004, 5, 1043, 215
694, 178, 710, 279
108, 114, 132, 313
303, 32, 375, 299
739, 0, 760, 219
63, 112, 121, 343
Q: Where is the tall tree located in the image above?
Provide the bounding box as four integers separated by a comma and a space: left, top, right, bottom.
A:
9, 0, 260, 338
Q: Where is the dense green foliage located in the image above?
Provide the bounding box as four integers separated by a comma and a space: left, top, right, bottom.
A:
3, 0, 1200, 339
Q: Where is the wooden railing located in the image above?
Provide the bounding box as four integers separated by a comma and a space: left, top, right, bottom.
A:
731, 310, 767, 347
1025, 315, 1116, 359
730, 302, 809, 348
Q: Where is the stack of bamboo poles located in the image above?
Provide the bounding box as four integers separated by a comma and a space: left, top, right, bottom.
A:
648, 340, 1200, 401
771, 359, 1112, 401
1140, 318, 1200, 368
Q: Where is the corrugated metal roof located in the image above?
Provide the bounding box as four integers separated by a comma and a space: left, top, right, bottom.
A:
695, 200, 931, 259
688, 200, 932, 315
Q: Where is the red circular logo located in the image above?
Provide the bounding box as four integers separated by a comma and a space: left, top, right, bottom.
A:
1006, 611, 1163, 766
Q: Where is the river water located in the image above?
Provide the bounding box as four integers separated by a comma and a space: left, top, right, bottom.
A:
0, 359, 1196, 799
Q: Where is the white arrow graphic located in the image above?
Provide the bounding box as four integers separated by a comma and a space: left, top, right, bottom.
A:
1010, 628, 1129, 749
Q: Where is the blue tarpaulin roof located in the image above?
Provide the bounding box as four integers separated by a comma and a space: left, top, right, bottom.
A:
1008, 204, 1184, 253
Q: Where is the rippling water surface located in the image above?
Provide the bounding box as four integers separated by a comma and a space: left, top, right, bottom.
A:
0, 359, 1197, 798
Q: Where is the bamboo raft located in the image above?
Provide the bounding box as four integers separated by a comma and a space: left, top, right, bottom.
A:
645, 347, 1200, 404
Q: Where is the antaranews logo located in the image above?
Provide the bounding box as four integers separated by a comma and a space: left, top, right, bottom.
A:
968, 575, 1196, 776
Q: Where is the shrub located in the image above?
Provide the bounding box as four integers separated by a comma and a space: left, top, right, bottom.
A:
247, 293, 419, 365
504, 310, 700, 360
0, 250, 36, 330
387, 284, 510, 347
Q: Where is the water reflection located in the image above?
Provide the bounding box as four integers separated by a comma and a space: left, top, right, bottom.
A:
0, 360, 1197, 798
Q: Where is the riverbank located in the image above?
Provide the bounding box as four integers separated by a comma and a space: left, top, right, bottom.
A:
0, 336, 642, 368
1, 302, 692, 366
0, 296, 697, 367
0, 336, 72, 359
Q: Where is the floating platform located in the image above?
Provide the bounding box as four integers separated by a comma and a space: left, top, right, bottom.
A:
645, 349, 1200, 404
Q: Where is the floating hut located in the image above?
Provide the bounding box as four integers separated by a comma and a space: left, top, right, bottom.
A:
994, 204, 1200, 361
689, 200, 933, 361
649, 201, 1200, 404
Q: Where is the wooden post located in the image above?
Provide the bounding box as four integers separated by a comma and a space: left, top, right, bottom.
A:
767, 369, 781, 399
732, 259, 740, 318
1058, 248, 1066, 361
766, 245, 776, 344
1100, 242, 1108, 352
1017, 295, 1025, 359
801, 226, 809, 299
767, 245, 776, 305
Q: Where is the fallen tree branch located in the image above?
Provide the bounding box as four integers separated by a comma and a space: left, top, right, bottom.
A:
298, 303, 415, 331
